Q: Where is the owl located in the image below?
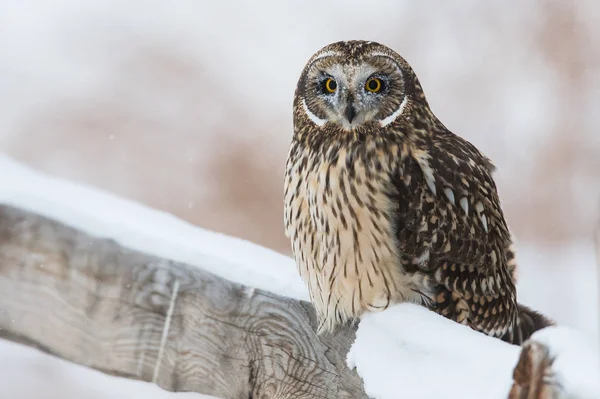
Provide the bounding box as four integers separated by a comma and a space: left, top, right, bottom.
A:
284, 40, 551, 345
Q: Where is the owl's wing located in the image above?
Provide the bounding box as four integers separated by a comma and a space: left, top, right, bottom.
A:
394, 131, 518, 337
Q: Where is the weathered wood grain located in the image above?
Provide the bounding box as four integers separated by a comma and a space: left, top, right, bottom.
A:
0, 203, 574, 399
0, 205, 367, 399
508, 341, 563, 399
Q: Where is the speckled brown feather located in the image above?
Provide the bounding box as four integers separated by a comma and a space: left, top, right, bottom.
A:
284, 40, 553, 344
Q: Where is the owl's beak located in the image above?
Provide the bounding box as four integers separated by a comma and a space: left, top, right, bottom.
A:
344, 102, 357, 124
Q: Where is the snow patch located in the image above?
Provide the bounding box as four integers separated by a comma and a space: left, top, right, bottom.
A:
348, 304, 519, 399
348, 304, 600, 399
0, 155, 309, 302
1, 156, 597, 399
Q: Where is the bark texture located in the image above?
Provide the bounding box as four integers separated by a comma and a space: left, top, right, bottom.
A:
0, 205, 367, 399
0, 204, 568, 399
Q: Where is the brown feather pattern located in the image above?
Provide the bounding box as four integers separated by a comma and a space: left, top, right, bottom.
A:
284, 40, 553, 344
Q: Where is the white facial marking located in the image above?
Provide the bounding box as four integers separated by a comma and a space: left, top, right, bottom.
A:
380, 96, 408, 127
302, 99, 327, 127
444, 187, 455, 205
363, 51, 408, 128
370, 51, 394, 60
460, 197, 469, 215
312, 50, 338, 62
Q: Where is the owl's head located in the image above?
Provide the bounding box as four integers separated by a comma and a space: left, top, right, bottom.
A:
294, 41, 428, 132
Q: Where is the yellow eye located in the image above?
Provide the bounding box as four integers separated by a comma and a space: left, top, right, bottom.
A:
323, 77, 337, 93
365, 77, 382, 93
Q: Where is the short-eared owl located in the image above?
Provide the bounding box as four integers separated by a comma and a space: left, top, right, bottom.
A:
284, 40, 551, 345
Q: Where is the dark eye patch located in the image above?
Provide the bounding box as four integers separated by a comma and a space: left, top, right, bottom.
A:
318, 75, 337, 95
365, 75, 388, 94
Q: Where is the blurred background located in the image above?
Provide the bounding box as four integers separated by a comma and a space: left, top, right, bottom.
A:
1, 1, 599, 397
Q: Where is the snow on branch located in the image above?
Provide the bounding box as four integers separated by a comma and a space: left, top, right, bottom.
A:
0, 156, 598, 399
351, 305, 598, 398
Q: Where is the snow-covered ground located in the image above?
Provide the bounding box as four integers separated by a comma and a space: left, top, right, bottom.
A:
350, 305, 599, 399
0, 156, 308, 303
1, 156, 598, 399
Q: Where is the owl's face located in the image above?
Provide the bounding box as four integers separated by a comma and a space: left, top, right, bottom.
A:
296, 41, 422, 132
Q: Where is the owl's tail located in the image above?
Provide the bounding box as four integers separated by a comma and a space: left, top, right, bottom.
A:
504, 303, 554, 345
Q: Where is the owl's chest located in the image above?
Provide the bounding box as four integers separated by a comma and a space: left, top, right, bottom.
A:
304, 157, 389, 237
284, 145, 414, 331
286, 148, 395, 246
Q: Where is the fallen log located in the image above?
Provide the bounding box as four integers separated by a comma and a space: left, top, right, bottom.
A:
0, 205, 367, 399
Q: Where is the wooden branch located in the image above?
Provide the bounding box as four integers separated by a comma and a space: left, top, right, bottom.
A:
508, 341, 564, 399
0, 202, 584, 399
508, 212, 600, 399
0, 205, 367, 399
